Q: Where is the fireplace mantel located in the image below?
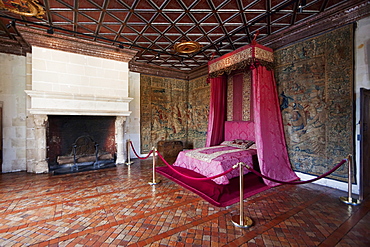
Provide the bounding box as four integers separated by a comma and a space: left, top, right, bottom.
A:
25, 90, 133, 116
24, 43, 134, 173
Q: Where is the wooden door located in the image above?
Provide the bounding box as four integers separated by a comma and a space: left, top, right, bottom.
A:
360, 88, 370, 201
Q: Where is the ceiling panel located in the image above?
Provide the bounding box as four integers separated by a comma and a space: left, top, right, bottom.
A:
0, 0, 362, 71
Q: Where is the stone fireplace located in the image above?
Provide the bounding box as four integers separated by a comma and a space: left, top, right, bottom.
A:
47, 115, 116, 167
26, 113, 129, 173
22, 33, 137, 173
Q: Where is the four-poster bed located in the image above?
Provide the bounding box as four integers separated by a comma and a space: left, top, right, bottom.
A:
157, 41, 298, 206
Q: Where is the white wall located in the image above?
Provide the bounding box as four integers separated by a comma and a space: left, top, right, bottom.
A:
125, 72, 142, 159
296, 16, 370, 196
0, 53, 27, 172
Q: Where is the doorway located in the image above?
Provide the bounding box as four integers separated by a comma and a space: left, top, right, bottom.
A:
360, 88, 370, 201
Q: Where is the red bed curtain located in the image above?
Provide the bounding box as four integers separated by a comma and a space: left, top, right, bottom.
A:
205, 75, 227, 147
252, 66, 299, 186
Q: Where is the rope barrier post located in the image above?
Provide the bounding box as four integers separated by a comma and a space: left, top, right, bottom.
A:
340, 154, 361, 205
148, 147, 161, 185
125, 139, 134, 165
231, 162, 253, 228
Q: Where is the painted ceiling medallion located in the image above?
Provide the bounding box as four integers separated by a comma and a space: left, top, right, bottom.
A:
0, 0, 45, 18
173, 41, 201, 54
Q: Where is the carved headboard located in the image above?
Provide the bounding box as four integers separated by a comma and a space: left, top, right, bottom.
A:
224, 121, 255, 142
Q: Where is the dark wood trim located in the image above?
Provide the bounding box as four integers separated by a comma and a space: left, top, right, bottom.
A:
129, 60, 189, 80
129, 61, 208, 80
0, 37, 28, 56
261, 0, 370, 50
188, 65, 208, 80
17, 26, 137, 62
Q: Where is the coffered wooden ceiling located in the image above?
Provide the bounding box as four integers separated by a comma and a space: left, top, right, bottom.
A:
0, 0, 369, 72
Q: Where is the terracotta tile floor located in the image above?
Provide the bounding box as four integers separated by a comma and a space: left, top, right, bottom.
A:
0, 158, 369, 246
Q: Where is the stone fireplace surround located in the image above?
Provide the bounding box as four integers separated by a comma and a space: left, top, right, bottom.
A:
22, 28, 137, 173
25, 80, 133, 173
27, 114, 128, 173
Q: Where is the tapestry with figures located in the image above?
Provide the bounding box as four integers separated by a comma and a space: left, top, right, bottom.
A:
187, 75, 210, 148
140, 74, 209, 153
274, 24, 354, 181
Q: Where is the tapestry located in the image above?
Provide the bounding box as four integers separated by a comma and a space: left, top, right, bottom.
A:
187, 75, 210, 148
274, 24, 354, 181
140, 75, 188, 153
140, 74, 209, 153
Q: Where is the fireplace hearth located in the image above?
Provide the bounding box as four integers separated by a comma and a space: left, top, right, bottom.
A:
50, 161, 116, 175
47, 115, 117, 174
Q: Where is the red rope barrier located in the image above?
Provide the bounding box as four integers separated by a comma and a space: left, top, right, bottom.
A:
156, 151, 236, 181
129, 141, 153, 160
244, 158, 347, 185
130, 140, 347, 185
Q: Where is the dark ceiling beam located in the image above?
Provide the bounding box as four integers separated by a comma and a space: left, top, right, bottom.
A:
236, 0, 251, 44
43, 0, 54, 27
0, 14, 187, 60
320, 0, 329, 12
154, 0, 184, 50
113, 0, 140, 50
290, 0, 299, 25
267, 0, 271, 35
112, 0, 132, 46
0, 18, 16, 40
129, 0, 150, 48
206, 0, 236, 51
178, 0, 216, 65
0, 18, 31, 54
194, 0, 299, 56
93, 0, 110, 41
139, 0, 168, 54
261, 0, 370, 49
73, 0, 79, 34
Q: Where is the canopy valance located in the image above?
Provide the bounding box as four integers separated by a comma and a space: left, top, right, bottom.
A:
208, 43, 274, 78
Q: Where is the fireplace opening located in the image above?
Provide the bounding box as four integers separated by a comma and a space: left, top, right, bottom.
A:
47, 115, 116, 171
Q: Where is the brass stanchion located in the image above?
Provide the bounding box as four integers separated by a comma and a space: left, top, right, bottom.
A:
340, 154, 361, 205
148, 147, 161, 185
231, 162, 253, 228
125, 139, 134, 165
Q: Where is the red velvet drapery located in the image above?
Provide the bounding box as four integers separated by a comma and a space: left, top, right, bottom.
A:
205, 75, 227, 147
252, 66, 299, 186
